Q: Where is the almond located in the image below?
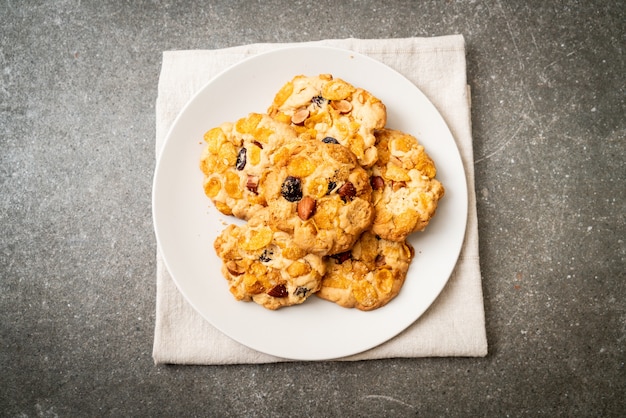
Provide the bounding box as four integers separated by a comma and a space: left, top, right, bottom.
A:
267, 284, 288, 298
337, 181, 357, 202
246, 175, 259, 194
297, 196, 316, 220
370, 176, 385, 190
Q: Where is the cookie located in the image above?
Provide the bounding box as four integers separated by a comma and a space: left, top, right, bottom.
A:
263, 140, 374, 256
267, 74, 386, 167
213, 209, 325, 310
317, 231, 415, 311
368, 129, 445, 242
200, 113, 298, 220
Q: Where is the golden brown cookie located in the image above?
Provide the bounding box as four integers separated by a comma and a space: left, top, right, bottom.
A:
368, 129, 445, 242
199, 113, 298, 219
317, 231, 415, 311
263, 140, 374, 256
213, 209, 325, 310
267, 74, 386, 167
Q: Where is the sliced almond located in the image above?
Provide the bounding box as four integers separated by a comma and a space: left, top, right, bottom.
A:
291, 108, 310, 125
226, 261, 244, 276
389, 155, 403, 167
331, 100, 352, 113
392, 181, 407, 192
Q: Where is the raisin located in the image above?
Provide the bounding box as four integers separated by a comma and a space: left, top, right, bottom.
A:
312, 95, 328, 107
330, 251, 351, 264
337, 181, 357, 203
268, 284, 288, 298
322, 136, 339, 145
281, 176, 302, 202
294, 286, 309, 297
252, 140, 263, 149
327, 180, 337, 194
236, 147, 247, 170
259, 249, 272, 262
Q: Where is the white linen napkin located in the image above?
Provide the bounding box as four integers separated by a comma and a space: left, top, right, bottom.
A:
152, 35, 488, 364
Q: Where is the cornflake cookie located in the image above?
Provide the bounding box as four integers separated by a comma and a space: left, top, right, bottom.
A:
200, 113, 298, 220
264, 140, 374, 256
267, 74, 386, 168
213, 209, 325, 310
317, 231, 415, 311
368, 129, 445, 242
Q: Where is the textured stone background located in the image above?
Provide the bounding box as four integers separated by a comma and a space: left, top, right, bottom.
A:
1, 1, 624, 416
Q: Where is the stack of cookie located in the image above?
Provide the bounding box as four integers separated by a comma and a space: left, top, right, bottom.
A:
201, 74, 444, 311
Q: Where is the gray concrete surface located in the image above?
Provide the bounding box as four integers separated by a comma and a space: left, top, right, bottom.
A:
1, 1, 624, 416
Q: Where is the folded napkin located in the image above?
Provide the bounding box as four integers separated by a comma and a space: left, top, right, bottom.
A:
153, 35, 488, 364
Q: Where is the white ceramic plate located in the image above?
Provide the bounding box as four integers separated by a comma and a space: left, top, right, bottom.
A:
152, 46, 467, 361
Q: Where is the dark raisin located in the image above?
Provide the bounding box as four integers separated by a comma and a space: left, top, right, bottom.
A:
236, 147, 247, 170
281, 176, 302, 202
330, 251, 352, 264
337, 181, 357, 203
252, 140, 263, 149
259, 249, 272, 262
268, 284, 288, 298
322, 136, 339, 145
312, 95, 328, 107
327, 180, 337, 195
294, 286, 309, 297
